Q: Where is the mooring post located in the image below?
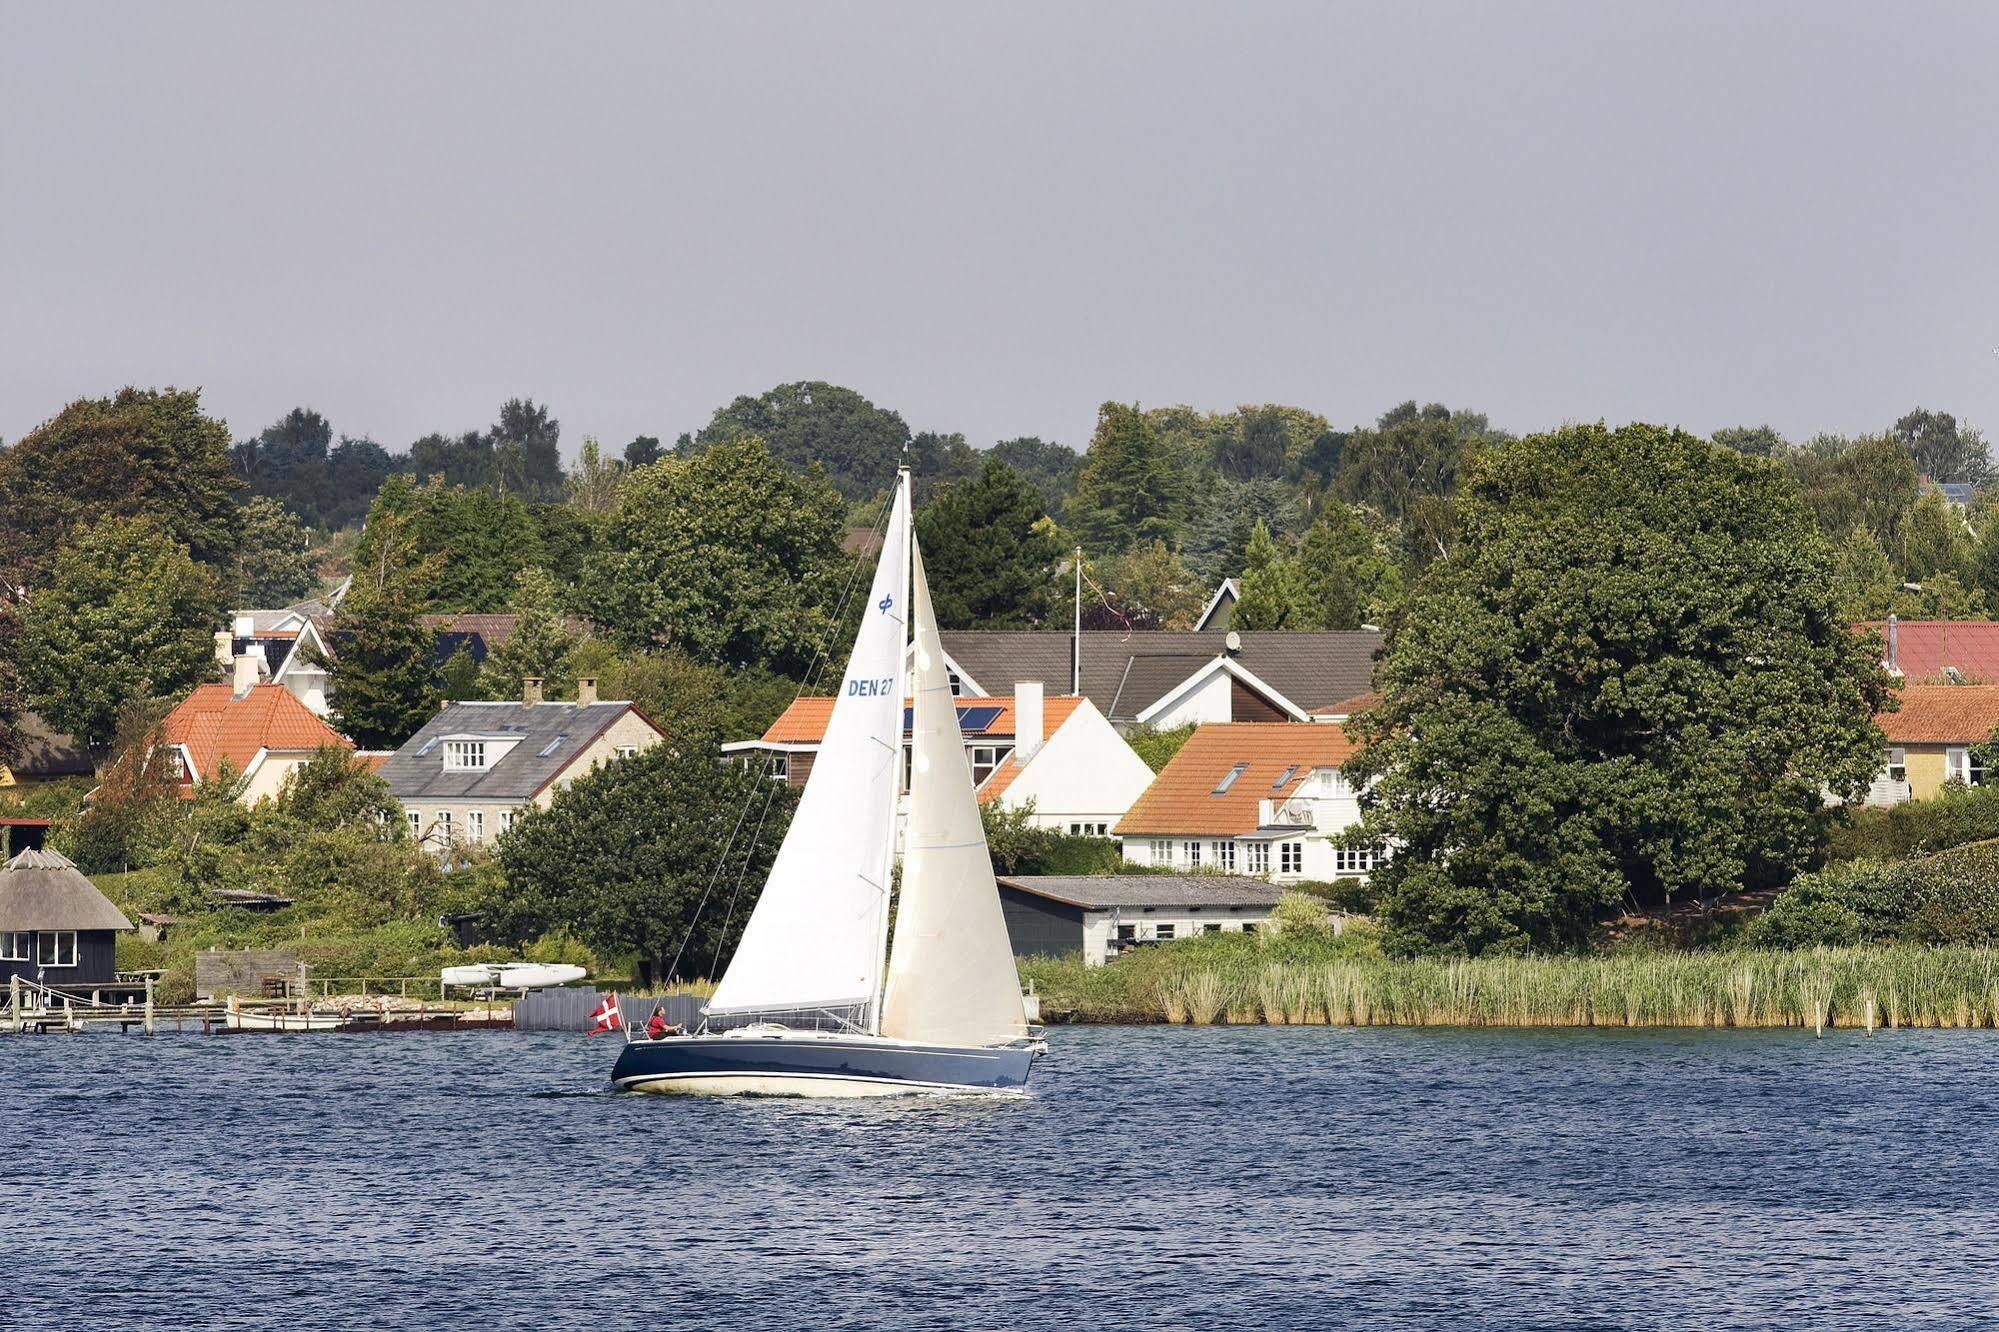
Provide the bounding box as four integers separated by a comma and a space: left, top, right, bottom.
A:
7, 974, 18, 1033
144, 975, 156, 1037
63, 996, 76, 1034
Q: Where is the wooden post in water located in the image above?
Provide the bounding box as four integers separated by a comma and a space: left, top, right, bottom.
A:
7, 975, 19, 1033
144, 975, 156, 1037
63, 996, 76, 1034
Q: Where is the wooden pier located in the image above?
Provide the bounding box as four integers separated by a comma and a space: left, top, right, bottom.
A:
0, 975, 511, 1035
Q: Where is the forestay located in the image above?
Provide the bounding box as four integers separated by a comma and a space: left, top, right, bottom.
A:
880, 539, 1031, 1048
705, 485, 908, 1018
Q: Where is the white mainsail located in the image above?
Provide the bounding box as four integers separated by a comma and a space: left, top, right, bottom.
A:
705, 483, 909, 1017
879, 538, 1030, 1047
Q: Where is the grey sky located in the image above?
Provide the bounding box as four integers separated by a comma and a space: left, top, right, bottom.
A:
4, 1, 1995, 457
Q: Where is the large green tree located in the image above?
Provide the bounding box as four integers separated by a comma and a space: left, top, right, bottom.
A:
354, 474, 545, 611
1786, 434, 1919, 547
586, 436, 846, 672
1094, 541, 1204, 630
231, 496, 320, 606
1333, 401, 1502, 523
1297, 500, 1405, 629
478, 568, 583, 698
18, 517, 223, 750
0, 591, 24, 767
1892, 407, 1991, 486
1180, 476, 1303, 584
1348, 423, 1892, 956
1069, 402, 1187, 551
494, 740, 794, 984
488, 398, 564, 500
914, 458, 1063, 628
322, 511, 444, 749
988, 436, 1082, 513
684, 381, 910, 502
0, 387, 240, 587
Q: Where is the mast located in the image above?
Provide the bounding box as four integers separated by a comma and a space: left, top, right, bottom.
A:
1072, 544, 1082, 694
865, 465, 913, 1036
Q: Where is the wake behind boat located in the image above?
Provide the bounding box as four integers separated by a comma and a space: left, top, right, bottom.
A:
611, 468, 1040, 1097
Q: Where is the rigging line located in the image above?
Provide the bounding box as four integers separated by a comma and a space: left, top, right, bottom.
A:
664, 483, 898, 986
1077, 552, 1136, 642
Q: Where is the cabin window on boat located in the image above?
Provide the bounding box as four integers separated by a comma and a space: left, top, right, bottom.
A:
1245, 842, 1269, 874
1886, 748, 1907, 784
0, 932, 27, 962
444, 740, 489, 771
36, 932, 77, 968
1279, 842, 1303, 875
467, 811, 485, 844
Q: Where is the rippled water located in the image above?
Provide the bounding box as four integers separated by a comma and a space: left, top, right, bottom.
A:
5, 1025, 1995, 1329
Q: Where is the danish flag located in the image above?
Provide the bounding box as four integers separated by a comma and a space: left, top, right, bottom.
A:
586, 991, 623, 1036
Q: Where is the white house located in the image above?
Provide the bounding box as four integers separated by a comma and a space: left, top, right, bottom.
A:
161, 658, 357, 805
726, 681, 1155, 837
214, 602, 338, 719
1114, 722, 1384, 884
377, 678, 667, 854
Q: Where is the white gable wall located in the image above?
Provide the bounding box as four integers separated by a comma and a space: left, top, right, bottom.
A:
1139, 665, 1236, 730
992, 698, 1154, 832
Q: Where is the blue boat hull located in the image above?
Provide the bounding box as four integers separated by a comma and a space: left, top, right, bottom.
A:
610, 1032, 1035, 1097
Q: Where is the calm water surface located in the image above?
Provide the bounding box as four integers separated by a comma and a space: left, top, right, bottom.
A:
3, 1025, 1994, 1330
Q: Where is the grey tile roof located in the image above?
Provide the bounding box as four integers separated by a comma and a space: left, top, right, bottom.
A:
997, 874, 1285, 910
941, 630, 1381, 721
378, 701, 645, 803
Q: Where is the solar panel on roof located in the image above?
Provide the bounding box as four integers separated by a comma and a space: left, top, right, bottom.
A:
955, 705, 1002, 733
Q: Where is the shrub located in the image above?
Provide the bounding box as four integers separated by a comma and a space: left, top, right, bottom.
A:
1747, 861, 1906, 949
1829, 784, 1999, 861
1292, 877, 1380, 915
1128, 724, 1196, 773
1271, 891, 1335, 939
1900, 840, 1999, 945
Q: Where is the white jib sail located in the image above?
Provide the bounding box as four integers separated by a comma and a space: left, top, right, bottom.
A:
705, 483, 909, 1017
880, 537, 1030, 1047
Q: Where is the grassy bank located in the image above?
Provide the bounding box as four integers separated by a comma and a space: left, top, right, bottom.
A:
1021, 936, 1999, 1030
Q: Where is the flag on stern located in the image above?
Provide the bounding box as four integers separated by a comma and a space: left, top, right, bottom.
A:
586, 992, 623, 1035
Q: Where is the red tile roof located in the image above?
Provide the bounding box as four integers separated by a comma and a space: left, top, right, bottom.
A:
1862, 620, 1999, 683
1311, 690, 1382, 718
1877, 683, 1999, 744
163, 684, 351, 783
1115, 722, 1359, 837
760, 694, 1084, 746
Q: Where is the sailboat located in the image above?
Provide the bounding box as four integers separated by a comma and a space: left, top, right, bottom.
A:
610, 469, 1038, 1096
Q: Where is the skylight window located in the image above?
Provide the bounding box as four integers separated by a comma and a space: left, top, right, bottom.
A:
1211, 762, 1248, 795
538, 736, 566, 757
1271, 764, 1299, 789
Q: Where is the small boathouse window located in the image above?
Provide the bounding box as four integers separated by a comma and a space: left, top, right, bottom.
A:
443, 740, 489, 772
37, 931, 77, 968
0, 932, 27, 962
1116, 923, 1137, 942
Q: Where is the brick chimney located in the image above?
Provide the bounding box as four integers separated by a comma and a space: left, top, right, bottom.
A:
576, 677, 598, 706
522, 676, 543, 706
1014, 680, 1045, 763
232, 651, 260, 699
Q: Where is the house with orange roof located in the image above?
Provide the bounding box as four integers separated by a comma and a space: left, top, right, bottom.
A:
161, 659, 355, 804
1114, 722, 1383, 883
1867, 683, 1999, 805
725, 681, 1155, 838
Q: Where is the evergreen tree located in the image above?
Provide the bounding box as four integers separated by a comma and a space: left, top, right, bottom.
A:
322, 511, 444, 749
1829, 527, 1899, 622
231, 496, 319, 606
1069, 402, 1186, 551
1896, 490, 1973, 584
1180, 476, 1303, 584
1298, 500, 1405, 628
0, 387, 241, 588
1892, 407, 1992, 486
1333, 401, 1502, 523
488, 398, 564, 500
988, 436, 1082, 513
0, 590, 26, 768
1889, 573, 1985, 620
1968, 514, 1999, 610
1231, 521, 1314, 629
479, 568, 583, 697
352, 474, 545, 611
19, 517, 223, 751
913, 459, 1063, 628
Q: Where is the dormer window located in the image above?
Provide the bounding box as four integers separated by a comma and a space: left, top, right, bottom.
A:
444, 740, 489, 771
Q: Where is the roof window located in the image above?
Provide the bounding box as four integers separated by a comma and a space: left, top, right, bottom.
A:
1211, 762, 1248, 795
538, 736, 566, 757
1271, 764, 1299, 789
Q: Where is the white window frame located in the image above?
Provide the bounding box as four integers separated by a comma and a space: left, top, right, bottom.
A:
1215, 840, 1236, 871
1149, 838, 1172, 865
1334, 844, 1383, 877
0, 931, 28, 962
1245, 841, 1269, 875
1886, 747, 1907, 784
407, 810, 422, 837
1182, 840, 1202, 869
768, 753, 791, 782
436, 811, 454, 843
37, 931, 78, 968
443, 740, 488, 772
968, 744, 1010, 785
1154, 923, 1176, 941
467, 810, 485, 844
616, 745, 638, 760
499, 809, 517, 835
1279, 841, 1303, 875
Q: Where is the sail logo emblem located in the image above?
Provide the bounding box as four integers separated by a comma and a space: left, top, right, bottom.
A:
878, 593, 894, 614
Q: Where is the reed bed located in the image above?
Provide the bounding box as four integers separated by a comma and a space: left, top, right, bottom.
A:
1041, 947, 1999, 1029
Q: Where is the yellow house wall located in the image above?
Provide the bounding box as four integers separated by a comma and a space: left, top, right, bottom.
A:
1902, 746, 1953, 801
529, 711, 666, 810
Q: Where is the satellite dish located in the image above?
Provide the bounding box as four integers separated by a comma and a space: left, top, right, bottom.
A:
1224, 630, 1242, 654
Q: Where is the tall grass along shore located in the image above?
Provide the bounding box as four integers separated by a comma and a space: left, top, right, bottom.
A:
1020, 937, 1999, 1031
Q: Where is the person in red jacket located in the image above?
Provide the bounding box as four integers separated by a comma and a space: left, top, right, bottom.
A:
645, 1007, 670, 1040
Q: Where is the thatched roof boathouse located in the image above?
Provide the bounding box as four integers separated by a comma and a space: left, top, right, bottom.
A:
0, 847, 134, 988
